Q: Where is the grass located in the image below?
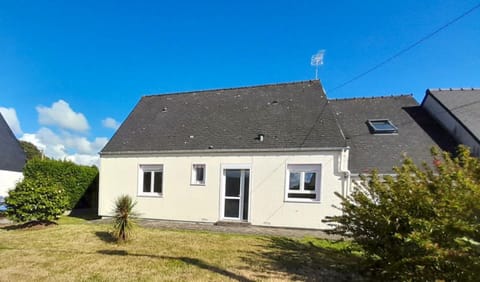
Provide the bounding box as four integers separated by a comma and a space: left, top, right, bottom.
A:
0, 217, 364, 281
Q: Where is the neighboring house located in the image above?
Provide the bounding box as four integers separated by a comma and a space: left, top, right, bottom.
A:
330, 95, 457, 177
99, 80, 457, 229
422, 88, 480, 156
100, 81, 350, 229
0, 113, 26, 197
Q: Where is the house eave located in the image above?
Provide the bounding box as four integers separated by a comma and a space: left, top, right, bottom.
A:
100, 146, 349, 157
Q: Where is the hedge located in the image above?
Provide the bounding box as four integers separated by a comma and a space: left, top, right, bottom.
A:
23, 159, 99, 209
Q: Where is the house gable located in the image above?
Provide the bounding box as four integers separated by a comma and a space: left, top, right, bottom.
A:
422, 88, 480, 156
0, 113, 26, 172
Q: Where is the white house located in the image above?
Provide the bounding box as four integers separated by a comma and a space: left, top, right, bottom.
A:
99, 81, 350, 229
99, 81, 455, 229
0, 113, 26, 197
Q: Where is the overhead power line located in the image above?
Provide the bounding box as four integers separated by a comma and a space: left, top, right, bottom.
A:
329, 2, 480, 93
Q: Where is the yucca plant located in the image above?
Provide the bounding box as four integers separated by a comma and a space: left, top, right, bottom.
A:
112, 195, 138, 243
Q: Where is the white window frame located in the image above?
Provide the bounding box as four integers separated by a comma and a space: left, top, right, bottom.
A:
138, 165, 163, 197
285, 164, 321, 202
191, 163, 206, 186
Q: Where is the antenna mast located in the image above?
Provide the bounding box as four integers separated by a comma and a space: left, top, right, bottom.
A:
310, 50, 325, 80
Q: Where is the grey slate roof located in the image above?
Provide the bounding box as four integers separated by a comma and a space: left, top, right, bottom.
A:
102, 80, 346, 154
0, 113, 26, 172
330, 95, 457, 174
424, 88, 480, 142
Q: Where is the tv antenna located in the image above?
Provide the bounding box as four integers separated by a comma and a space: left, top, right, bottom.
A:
310, 50, 325, 80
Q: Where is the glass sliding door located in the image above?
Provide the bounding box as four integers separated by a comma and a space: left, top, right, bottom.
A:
223, 169, 250, 221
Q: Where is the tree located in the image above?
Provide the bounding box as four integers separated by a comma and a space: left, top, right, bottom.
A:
19, 140, 43, 161
112, 195, 138, 243
6, 177, 69, 223
324, 145, 480, 281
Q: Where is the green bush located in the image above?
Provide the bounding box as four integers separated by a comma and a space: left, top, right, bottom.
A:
6, 178, 68, 223
324, 145, 480, 281
23, 159, 98, 209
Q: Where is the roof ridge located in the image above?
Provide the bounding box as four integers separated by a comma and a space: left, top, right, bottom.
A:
329, 94, 413, 101
142, 80, 321, 98
430, 87, 480, 91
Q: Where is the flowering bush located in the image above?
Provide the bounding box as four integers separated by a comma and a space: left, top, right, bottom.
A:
324, 145, 480, 280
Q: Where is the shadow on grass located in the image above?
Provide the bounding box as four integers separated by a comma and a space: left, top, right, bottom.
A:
68, 208, 101, 220
1, 220, 57, 230
94, 231, 117, 243
244, 237, 365, 281
97, 249, 253, 282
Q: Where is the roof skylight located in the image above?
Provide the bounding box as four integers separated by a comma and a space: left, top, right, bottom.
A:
367, 119, 398, 134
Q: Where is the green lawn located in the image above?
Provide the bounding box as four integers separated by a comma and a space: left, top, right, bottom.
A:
0, 217, 364, 281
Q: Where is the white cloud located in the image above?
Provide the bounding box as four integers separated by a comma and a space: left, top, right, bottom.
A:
20, 127, 108, 167
102, 117, 120, 130
37, 100, 89, 132
0, 107, 23, 135
20, 133, 46, 151
67, 154, 100, 167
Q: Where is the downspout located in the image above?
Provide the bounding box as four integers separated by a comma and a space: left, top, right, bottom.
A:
339, 147, 351, 196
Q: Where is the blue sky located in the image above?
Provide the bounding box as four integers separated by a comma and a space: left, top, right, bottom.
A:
1, 0, 479, 165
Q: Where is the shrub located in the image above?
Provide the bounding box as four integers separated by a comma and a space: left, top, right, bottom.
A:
6, 178, 68, 223
23, 159, 98, 209
112, 195, 138, 243
324, 145, 480, 281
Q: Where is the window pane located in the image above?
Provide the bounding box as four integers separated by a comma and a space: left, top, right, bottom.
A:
289, 172, 300, 190
143, 171, 151, 193
225, 170, 241, 197
196, 166, 204, 182
224, 199, 240, 218
288, 193, 316, 199
304, 172, 316, 191
153, 171, 162, 193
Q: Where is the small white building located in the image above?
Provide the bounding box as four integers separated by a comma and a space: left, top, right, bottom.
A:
0, 113, 26, 197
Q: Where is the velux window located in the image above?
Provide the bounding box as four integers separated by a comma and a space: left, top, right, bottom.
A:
367, 119, 398, 134
191, 164, 206, 185
138, 165, 163, 196
285, 164, 321, 201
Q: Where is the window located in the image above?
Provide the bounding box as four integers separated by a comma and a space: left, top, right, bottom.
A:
138, 165, 163, 196
285, 164, 321, 201
191, 164, 206, 185
367, 119, 398, 134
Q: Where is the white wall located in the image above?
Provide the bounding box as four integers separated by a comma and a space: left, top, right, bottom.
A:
423, 95, 480, 156
99, 150, 347, 229
0, 170, 23, 197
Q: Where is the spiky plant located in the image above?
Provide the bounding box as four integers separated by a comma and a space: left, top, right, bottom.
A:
112, 195, 138, 243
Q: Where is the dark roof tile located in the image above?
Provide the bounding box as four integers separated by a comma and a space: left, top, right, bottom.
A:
330, 95, 457, 174
102, 81, 346, 153
425, 88, 480, 142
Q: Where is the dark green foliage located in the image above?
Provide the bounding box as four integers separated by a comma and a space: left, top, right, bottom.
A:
6, 178, 68, 222
19, 140, 43, 161
23, 159, 98, 209
112, 195, 138, 243
324, 145, 480, 281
